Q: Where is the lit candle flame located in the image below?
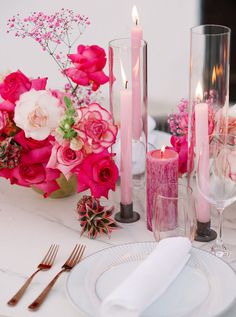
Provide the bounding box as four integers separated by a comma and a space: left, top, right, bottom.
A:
195, 81, 203, 101
161, 145, 165, 158
120, 60, 128, 89
132, 5, 139, 25
212, 66, 216, 84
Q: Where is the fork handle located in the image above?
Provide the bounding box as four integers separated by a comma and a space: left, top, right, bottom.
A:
28, 269, 66, 311
7, 269, 41, 306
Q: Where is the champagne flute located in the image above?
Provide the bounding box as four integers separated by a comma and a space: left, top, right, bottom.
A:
196, 133, 236, 257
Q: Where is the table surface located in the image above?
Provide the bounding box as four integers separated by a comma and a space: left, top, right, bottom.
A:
0, 176, 236, 317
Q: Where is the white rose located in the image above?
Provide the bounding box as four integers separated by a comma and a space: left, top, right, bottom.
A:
14, 89, 62, 140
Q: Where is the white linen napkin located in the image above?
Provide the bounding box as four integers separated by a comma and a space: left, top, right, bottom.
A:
100, 237, 191, 317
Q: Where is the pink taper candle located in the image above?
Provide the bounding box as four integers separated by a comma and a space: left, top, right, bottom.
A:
195, 82, 210, 223
120, 64, 132, 205
146, 147, 178, 231
131, 5, 143, 140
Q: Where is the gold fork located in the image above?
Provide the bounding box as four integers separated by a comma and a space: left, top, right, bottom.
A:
7, 244, 59, 306
28, 244, 86, 311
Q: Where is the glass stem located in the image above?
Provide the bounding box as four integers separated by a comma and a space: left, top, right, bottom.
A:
215, 207, 224, 248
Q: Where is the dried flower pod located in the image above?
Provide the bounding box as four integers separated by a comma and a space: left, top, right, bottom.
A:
76, 195, 118, 239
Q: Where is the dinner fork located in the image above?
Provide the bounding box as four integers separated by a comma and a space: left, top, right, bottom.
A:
28, 244, 86, 311
7, 244, 59, 306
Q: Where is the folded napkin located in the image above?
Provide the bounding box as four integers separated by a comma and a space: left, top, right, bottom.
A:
100, 237, 191, 317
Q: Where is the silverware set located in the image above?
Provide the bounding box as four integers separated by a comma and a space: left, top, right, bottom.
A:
7, 243, 86, 311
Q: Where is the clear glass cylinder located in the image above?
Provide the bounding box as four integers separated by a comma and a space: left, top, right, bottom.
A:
187, 24, 231, 240
109, 38, 147, 216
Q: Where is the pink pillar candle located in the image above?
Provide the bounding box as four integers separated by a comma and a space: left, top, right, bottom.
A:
195, 102, 210, 223
146, 148, 179, 231
131, 6, 143, 140
120, 86, 133, 205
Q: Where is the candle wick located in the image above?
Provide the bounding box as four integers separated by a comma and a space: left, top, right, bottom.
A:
135, 18, 138, 26
161, 151, 164, 159
125, 80, 128, 89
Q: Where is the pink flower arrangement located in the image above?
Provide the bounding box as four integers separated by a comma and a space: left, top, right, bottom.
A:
0, 70, 118, 198
1, 9, 119, 199
168, 98, 215, 175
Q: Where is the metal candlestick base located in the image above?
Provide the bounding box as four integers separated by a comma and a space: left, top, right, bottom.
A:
195, 221, 217, 242
115, 203, 140, 223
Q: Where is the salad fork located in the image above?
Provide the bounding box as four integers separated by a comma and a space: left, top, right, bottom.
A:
7, 244, 59, 306
28, 244, 86, 311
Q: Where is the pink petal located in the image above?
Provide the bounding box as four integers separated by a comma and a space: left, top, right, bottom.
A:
64, 68, 89, 86
31, 77, 48, 90
21, 146, 52, 164
34, 180, 60, 198
89, 71, 109, 84
0, 100, 15, 111
45, 168, 61, 182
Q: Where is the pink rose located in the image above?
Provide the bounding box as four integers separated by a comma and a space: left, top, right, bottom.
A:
10, 162, 60, 197
47, 141, 83, 180
74, 150, 119, 198
0, 70, 47, 103
64, 45, 109, 91
74, 103, 117, 153
14, 131, 53, 165
170, 135, 188, 175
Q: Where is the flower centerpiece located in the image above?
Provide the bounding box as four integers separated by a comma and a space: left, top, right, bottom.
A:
168, 98, 236, 176
0, 9, 119, 208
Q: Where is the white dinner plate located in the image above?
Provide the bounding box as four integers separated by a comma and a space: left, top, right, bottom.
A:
66, 242, 236, 317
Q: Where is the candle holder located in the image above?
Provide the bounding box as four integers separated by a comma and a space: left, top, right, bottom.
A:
187, 25, 231, 242
109, 38, 147, 223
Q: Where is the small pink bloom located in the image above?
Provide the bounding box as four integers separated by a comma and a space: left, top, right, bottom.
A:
74, 103, 118, 153
65, 45, 109, 91
170, 135, 188, 175
47, 141, 83, 180
74, 150, 119, 198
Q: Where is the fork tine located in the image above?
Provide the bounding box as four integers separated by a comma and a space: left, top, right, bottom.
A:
44, 244, 59, 265
64, 244, 79, 265
69, 245, 85, 266
73, 245, 85, 265
41, 244, 55, 263
67, 244, 81, 266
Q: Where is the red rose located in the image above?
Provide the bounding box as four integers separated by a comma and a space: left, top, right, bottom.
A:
64, 45, 109, 91
0, 70, 47, 103
10, 162, 60, 197
14, 131, 53, 150
74, 150, 119, 198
